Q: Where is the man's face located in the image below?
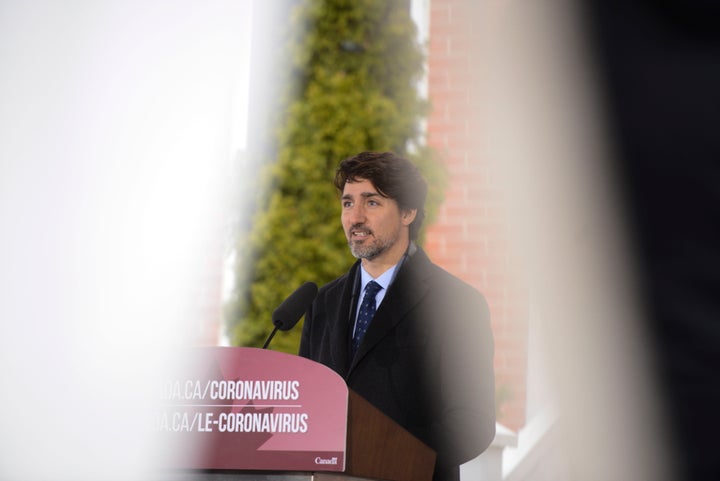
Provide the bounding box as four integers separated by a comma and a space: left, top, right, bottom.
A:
341, 179, 414, 263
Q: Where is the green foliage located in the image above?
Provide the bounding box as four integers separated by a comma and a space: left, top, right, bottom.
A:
225, 0, 446, 353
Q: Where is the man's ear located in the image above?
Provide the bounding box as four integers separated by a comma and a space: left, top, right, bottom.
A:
401, 209, 418, 226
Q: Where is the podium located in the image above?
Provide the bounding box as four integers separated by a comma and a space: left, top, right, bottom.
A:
157, 347, 436, 481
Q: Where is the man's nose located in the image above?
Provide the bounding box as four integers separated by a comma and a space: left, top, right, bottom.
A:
347, 204, 366, 224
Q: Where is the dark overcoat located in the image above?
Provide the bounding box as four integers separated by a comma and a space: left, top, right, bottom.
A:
299, 247, 496, 481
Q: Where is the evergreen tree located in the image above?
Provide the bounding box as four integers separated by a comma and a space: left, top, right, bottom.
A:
226, 0, 445, 352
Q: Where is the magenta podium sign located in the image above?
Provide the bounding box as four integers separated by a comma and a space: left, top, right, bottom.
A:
156, 347, 348, 472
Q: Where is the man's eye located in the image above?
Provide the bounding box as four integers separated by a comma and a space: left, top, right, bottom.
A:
368, 200, 379, 206
342, 201, 353, 208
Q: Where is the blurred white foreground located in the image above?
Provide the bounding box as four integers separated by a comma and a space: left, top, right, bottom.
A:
0, 1, 251, 479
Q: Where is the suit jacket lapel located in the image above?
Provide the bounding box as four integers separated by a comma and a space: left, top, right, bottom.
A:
348, 249, 433, 375
328, 261, 361, 377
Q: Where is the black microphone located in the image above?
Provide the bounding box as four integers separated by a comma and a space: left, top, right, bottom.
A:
262, 282, 318, 349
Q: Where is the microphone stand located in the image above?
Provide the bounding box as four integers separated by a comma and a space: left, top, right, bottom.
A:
262, 326, 279, 349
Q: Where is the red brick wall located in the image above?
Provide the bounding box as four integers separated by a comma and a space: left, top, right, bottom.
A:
424, 0, 528, 432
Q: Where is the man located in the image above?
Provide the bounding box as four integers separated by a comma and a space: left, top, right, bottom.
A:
299, 151, 495, 481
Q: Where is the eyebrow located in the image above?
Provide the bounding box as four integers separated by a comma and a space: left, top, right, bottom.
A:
341, 192, 383, 200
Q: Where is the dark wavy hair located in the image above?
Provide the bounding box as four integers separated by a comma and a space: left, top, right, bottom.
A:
334, 151, 427, 240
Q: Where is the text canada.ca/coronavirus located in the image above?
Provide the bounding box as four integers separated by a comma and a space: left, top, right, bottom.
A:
163, 380, 300, 401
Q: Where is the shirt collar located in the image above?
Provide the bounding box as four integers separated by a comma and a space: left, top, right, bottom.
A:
358, 241, 416, 292
360, 263, 398, 293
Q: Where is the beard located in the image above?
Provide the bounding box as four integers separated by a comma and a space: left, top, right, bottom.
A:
347, 225, 399, 260
349, 238, 388, 260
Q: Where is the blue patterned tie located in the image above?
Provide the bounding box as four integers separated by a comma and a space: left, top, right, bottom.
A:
351, 280, 382, 356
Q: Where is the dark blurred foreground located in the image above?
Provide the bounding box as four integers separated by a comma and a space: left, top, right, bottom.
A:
585, 1, 720, 478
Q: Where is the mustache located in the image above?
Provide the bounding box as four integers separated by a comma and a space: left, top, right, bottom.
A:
349, 224, 373, 235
